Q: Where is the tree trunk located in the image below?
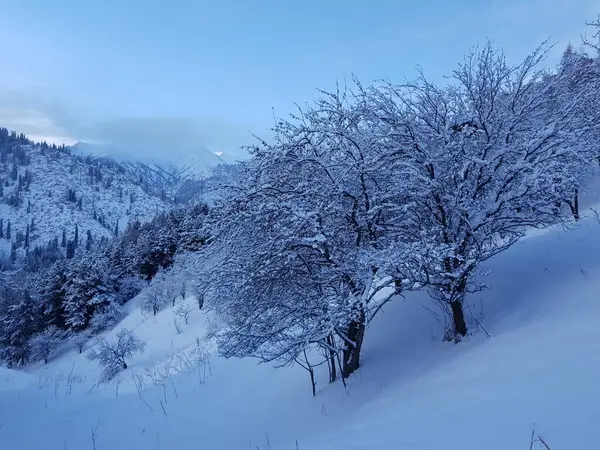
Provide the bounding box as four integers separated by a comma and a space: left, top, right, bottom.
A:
326, 334, 337, 383
341, 311, 366, 379
301, 350, 316, 397
394, 279, 402, 295
565, 188, 580, 220
572, 188, 580, 221
450, 300, 467, 340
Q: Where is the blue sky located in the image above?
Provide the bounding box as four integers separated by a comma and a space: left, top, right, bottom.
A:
0, 0, 598, 160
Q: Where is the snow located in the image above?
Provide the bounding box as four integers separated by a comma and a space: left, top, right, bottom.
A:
1, 213, 600, 449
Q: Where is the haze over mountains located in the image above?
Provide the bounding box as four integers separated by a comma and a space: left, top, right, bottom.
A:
72, 141, 242, 179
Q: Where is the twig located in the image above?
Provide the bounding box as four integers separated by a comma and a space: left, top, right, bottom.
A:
472, 312, 491, 339
132, 374, 154, 412
421, 303, 441, 322
86, 382, 98, 395
529, 425, 536, 450
91, 420, 101, 450
590, 207, 600, 224
66, 360, 76, 395
537, 435, 552, 450
168, 372, 178, 399
159, 400, 168, 417
466, 302, 491, 339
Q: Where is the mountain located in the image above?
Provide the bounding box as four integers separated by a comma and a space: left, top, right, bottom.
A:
0, 130, 175, 262
72, 141, 237, 180
168, 150, 236, 179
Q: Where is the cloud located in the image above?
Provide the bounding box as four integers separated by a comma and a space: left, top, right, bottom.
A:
0, 88, 76, 144
0, 88, 259, 161
80, 116, 256, 161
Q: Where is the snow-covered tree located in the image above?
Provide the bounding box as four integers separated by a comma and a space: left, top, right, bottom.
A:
87, 328, 145, 382
138, 281, 166, 316
71, 330, 93, 354
174, 304, 192, 325
177, 276, 187, 302
363, 42, 598, 340
547, 45, 600, 219
204, 84, 402, 379
583, 14, 600, 55
89, 301, 125, 333
29, 326, 63, 364
114, 275, 146, 305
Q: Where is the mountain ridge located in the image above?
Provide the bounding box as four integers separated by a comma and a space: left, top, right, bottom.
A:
71, 141, 239, 180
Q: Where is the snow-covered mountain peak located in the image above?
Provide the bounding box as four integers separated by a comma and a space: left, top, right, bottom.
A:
72, 141, 241, 181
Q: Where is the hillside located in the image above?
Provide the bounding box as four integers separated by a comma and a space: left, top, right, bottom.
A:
0, 130, 176, 261
0, 211, 598, 449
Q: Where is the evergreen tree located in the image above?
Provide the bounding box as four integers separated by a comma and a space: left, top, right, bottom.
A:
62, 256, 116, 331
10, 242, 17, 263
86, 230, 93, 251
39, 263, 68, 329
66, 241, 75, 259
0, 290, 41, 366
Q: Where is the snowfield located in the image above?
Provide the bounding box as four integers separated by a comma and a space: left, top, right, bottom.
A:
1, 214, 600, 449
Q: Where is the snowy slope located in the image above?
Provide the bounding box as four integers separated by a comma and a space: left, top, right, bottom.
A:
1, 213, 600, 449
0, 144, 172, 254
